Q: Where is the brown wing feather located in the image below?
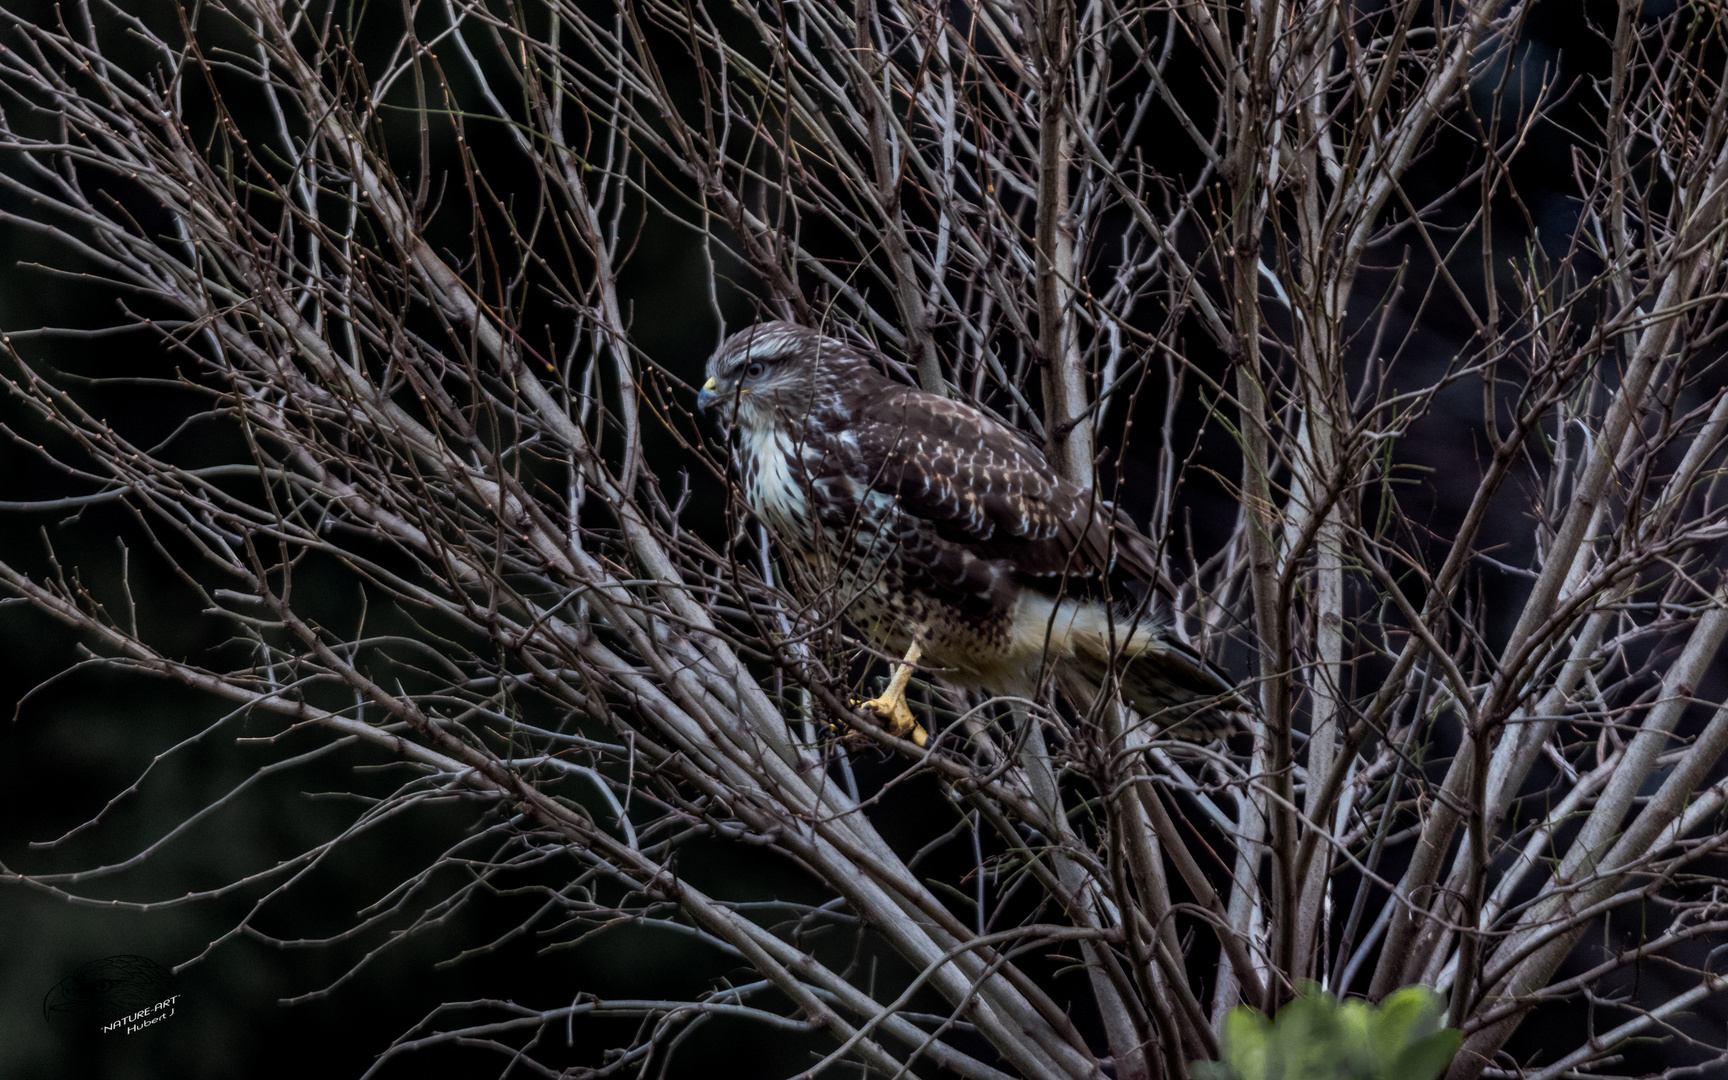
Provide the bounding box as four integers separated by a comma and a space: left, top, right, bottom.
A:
852, 387, 1172, 600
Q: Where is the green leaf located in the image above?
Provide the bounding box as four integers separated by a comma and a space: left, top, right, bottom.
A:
1274, 994, 1343, 1080
1369, 985, 1446, 1067
1222, 1006, 1274, 1080
1195, 984, 1459, 1080
1336, 998, 1375, 1077
1387, 1030, 1463, 1080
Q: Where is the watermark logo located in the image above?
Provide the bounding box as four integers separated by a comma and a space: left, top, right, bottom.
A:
42, 955, 180, 1035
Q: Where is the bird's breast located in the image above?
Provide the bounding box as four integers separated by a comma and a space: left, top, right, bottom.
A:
739, 426, 816, 546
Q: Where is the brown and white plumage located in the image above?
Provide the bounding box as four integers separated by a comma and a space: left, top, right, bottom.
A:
699, 321, 1239, 740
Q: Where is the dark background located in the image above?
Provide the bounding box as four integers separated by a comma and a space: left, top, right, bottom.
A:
0, 1, 1718, 1077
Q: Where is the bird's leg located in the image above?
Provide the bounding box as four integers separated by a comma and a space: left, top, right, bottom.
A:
858, 639, 928, 747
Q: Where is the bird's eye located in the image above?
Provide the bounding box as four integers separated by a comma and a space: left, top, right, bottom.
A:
745, 361, 766, 379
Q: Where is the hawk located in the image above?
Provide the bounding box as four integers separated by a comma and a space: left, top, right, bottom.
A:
699, 321, 1239, 746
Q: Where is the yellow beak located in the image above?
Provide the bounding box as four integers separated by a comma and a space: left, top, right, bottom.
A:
697, 376, 722, 412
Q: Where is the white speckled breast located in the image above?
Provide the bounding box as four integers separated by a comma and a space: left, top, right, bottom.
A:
741, 426, 814, 545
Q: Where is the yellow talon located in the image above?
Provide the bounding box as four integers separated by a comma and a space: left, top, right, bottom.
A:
853, 639, 928, 747
858, 689, 928, 747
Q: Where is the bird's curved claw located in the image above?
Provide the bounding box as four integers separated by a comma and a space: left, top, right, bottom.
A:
854, 692, 928, 748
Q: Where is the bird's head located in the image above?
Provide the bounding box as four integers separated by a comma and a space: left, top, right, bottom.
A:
698, 321, 871, 430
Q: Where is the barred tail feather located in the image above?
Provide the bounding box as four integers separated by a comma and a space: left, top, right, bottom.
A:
1055, 600, 1248, 743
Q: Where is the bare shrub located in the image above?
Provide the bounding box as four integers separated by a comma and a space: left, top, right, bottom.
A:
1, 0, 1727, 1077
